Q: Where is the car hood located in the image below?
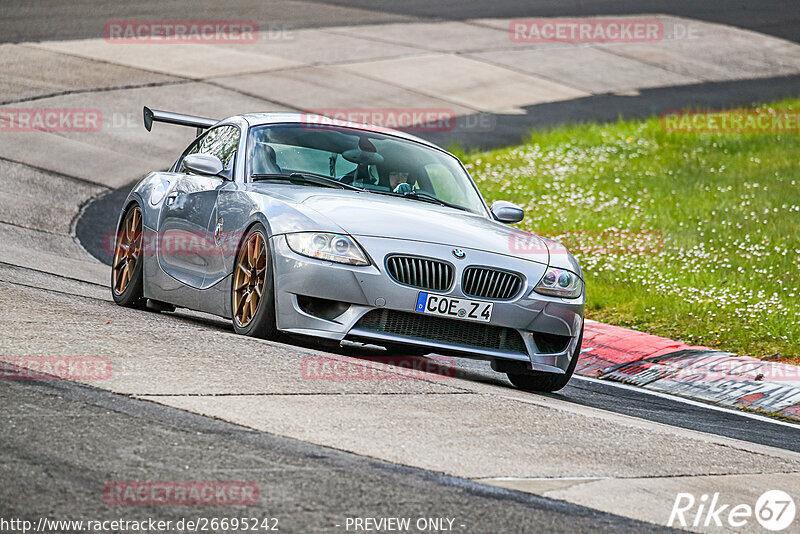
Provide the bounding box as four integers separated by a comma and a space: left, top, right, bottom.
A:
261, 187, 550, 265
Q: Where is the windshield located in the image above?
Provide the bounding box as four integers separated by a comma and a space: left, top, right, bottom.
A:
247, 123, 487, 214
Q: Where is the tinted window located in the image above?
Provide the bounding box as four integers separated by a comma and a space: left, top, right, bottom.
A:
248, 124, 486, 214
181, 125, 240, 171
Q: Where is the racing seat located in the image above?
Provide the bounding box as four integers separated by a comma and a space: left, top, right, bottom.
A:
341, 163, 376, 185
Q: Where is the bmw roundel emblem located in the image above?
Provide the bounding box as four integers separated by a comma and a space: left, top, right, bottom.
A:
452, 248, 466, 259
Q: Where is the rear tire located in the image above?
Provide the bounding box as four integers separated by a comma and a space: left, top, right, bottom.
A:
111, 204, 145, 308
507, 325, 583, 392
231, 224, 279, 340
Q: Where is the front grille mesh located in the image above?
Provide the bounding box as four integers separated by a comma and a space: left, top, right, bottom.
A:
354, 309, 527, 354
462, 267, 523, 300
386, 256, 453, 292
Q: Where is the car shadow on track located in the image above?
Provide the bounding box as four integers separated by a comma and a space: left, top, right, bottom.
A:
165, 308, 532, 391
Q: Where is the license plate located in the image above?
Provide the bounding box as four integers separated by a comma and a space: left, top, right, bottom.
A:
415, 292, 493, 323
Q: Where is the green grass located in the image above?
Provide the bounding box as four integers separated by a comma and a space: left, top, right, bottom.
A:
460, 99, 800, 360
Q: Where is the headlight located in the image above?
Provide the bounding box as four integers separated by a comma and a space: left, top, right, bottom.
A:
534, 268, 583, 298
285, 232, 369, 266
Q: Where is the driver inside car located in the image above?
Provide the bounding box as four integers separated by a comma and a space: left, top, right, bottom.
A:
389, 171, 413, 194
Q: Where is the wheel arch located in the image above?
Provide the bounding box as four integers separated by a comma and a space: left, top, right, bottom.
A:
115, 197, 143, 231
234, 215, 277, 271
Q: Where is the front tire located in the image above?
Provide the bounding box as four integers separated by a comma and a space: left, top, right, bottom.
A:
507, 325, 583, 393
111, 204, 145, 308
231, 224, 279, 340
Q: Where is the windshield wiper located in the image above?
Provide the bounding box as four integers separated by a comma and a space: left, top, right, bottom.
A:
370, 189, 470, 212
251, 172, 362, 191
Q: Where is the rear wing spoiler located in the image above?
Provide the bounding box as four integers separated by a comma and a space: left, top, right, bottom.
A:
143, 106, 218, 136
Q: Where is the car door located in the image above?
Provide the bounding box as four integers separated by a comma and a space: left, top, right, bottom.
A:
157, 124, 240, 290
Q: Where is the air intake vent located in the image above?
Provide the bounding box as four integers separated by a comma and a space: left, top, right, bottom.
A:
462, 267, 523, 300
353, 309, 527, 354
386, 256, 454, 292
532, 332, 571, 354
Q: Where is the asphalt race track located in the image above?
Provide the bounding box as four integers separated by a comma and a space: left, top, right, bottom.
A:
2, 0, 800, 43
2, 1, 800, 532
77, 187, 800, 453
1, 377, 663, 533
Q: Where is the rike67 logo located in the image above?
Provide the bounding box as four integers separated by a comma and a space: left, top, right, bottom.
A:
669, 490, 795, 531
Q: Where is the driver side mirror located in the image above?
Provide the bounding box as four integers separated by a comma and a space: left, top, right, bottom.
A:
183, 154, 225, 178
490, 201, 524, 223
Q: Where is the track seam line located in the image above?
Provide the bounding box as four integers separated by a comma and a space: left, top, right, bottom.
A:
0, 261, 106, 288
0, 79, 193, 106
318, 26, 441, 53
475, 470, 800, 482
458, 51, 592, 96
0, 219, 66, 237
0, 155, 110, 189
16, 43, 205, 85
135, 391, 475, 397
0, 272, 105, 291
593, 44, 715, 82
317, 25, 590, 98
0, 278, 109, 302
8, 43, 307, 114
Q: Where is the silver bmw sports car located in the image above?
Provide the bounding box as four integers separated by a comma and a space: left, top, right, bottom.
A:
111, 107, 584, 391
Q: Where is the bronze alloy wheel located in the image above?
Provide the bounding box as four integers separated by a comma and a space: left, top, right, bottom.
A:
112, 206, 143, 296
233, 231, 267, 327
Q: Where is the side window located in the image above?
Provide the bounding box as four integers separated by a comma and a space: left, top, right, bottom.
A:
180, 125, 240, 172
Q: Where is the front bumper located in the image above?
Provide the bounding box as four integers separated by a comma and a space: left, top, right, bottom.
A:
271, 235, 584, 374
